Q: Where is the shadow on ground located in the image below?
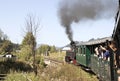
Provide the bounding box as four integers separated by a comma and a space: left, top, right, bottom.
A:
0, 60, 33, 74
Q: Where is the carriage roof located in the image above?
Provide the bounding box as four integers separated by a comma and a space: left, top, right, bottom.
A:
76, 37, 112, 46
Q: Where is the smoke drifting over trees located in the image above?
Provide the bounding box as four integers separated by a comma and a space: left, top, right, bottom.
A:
58, 0, 118, 41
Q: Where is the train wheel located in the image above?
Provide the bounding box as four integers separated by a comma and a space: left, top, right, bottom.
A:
65, 56, 70, 62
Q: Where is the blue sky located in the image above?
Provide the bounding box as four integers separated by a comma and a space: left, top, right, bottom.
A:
0, 0, 118, 47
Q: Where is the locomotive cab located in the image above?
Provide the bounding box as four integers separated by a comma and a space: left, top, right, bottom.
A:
65, 41, 77, 64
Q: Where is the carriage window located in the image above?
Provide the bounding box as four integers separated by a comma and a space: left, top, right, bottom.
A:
76, 48, 78, 53
79, 47, 81, 54
88, 47, 92, 54
77, 48, 79, 53
81, 47, 82, 54
91, 47, 93, 54
83, 47, 86, 54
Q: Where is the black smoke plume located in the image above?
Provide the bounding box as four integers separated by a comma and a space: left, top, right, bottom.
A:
58, 0, 118, 41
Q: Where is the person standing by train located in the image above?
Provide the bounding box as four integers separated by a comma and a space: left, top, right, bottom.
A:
109, 41, 120, 67
108, 41, 120, 81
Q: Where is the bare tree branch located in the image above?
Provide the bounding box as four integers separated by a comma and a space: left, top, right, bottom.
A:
23, 13, 41, 75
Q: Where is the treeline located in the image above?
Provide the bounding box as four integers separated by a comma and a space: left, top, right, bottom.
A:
0, 28, 57, 59
18, 31, 57, 61
0, 29, 19, 54
37, 44, 56, 55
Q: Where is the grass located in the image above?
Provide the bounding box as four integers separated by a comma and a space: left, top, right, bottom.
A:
5, 63, 98, 81
5, 72, 40, 81
45, 51, 66, 61
43, 64, 98, 81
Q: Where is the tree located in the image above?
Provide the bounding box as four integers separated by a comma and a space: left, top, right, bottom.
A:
0, 29, 13, 54
19, 45, 32, 61
0, 29, 3, 42
0, 29, 8, 42
12, 43, 20, 53
50, 45, 56, 53
21, 14, 40, 75
37, 44, 50, 55
21, 32, 35, 60
22, 32, 36, 47
0, 40, 13, 54
37, 45, 57, 54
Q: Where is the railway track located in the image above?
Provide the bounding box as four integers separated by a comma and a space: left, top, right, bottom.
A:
44, 57, 64, 67
44, 57, 95, 74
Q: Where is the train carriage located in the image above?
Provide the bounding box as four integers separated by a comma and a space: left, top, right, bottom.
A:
76, 42, 91, 67
76, 37, 112, 81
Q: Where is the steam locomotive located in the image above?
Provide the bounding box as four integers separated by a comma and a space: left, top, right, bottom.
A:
65, 6, 120, 81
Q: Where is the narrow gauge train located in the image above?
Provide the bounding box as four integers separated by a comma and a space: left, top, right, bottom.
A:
65, 37, 113, 81
65, 7, 120, 81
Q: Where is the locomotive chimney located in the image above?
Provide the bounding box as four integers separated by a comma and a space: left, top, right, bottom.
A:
70, 41, 75, 46
70, 41, 76, 51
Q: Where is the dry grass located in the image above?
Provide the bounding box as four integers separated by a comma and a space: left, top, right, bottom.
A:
45, 51, 66, 61
39, 64, 98, 81
5, 63, 98, 81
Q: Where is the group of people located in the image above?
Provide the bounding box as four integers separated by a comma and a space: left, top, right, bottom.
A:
95, 44, 110, 60
95, 41, 120, 68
